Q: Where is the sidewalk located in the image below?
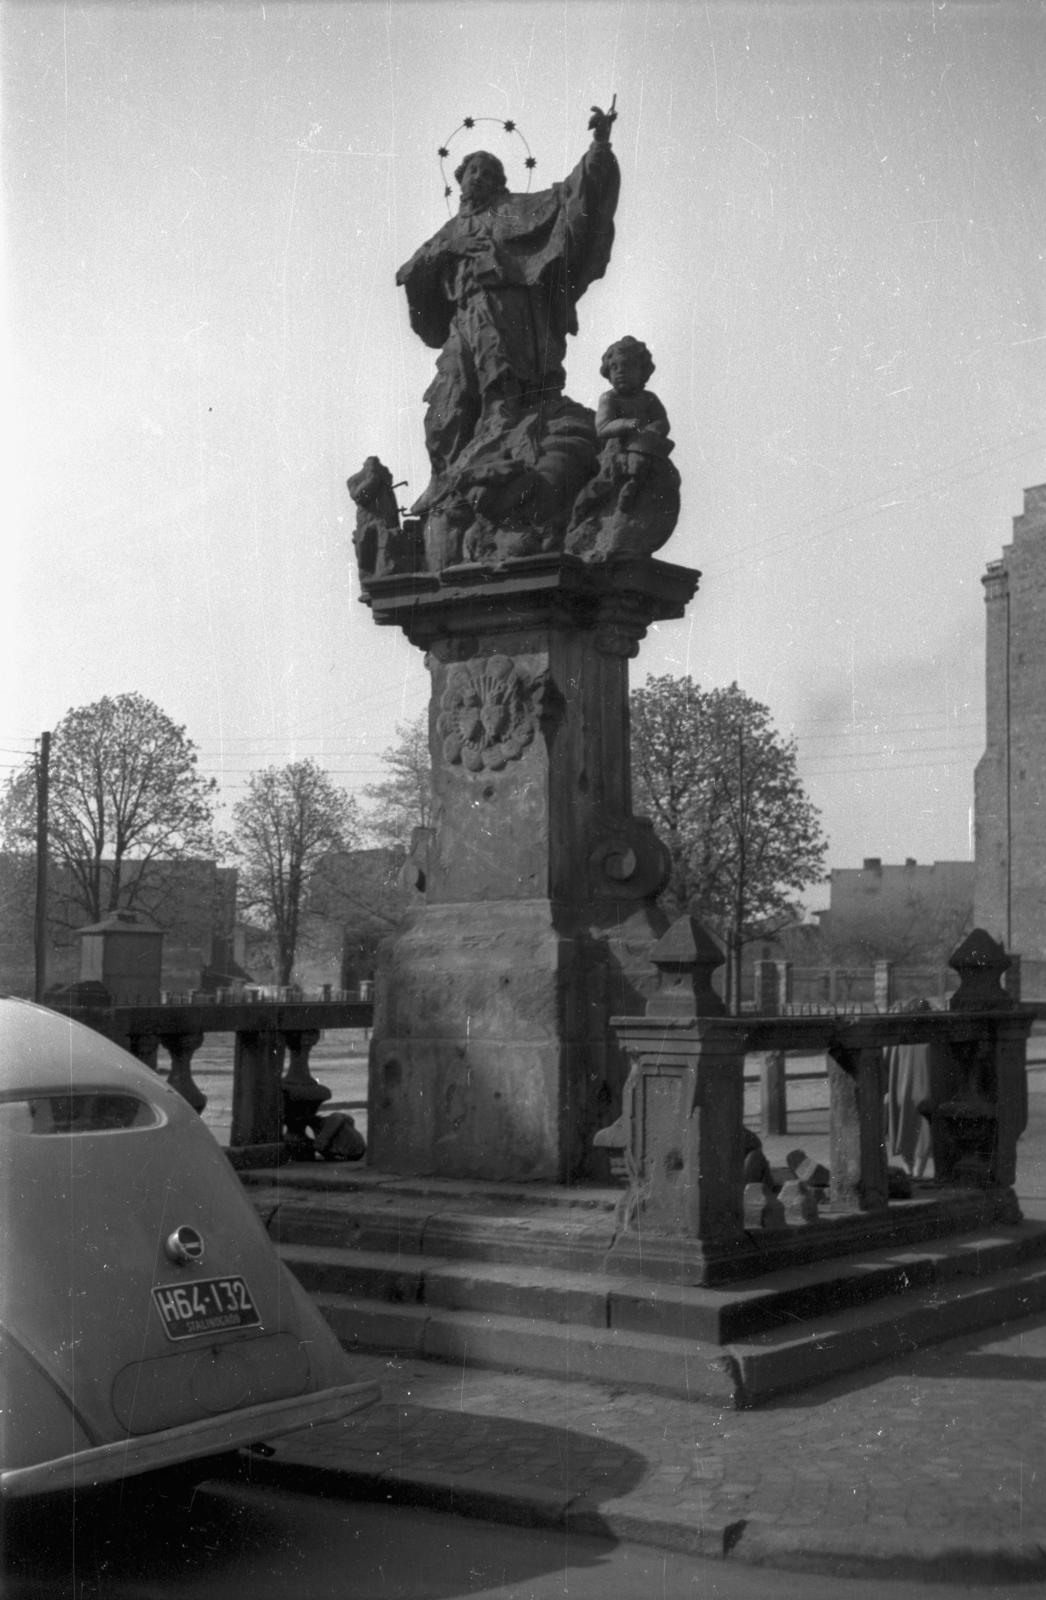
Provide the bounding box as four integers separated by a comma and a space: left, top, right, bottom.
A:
252, 1312, 1046, 1581
242, 1093, 1046, 1581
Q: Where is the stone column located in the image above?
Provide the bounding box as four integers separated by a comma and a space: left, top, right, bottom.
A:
760, 1050, 787, 1136
364, 554, 699, 1182
230, 1029, 285, 1148
826, 1045, 888, 1211
775, 960, 793, 1011
873, 959, 893, 1011
753, 961, 778, 1014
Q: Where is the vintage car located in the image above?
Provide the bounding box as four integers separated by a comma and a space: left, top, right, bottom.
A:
0, 998, 377, 1499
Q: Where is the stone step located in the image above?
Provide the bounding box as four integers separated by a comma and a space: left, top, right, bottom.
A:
240, 1167, 622, 1215
297, 1255, 1046, 1407
308, 1292, 740, 1405
276, 1222, 1046, 1348
245, 1168, 1046, 1403
728, 1256, 1046, 1405
247, 1169, 1026, 1281
254, 1185, 619, 1272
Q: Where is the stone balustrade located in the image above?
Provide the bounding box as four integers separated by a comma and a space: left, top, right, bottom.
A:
595, 921, 1033, 1286
53, 998, 373, 1164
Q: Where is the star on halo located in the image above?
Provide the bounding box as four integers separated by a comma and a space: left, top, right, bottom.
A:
436, 114, 537, 214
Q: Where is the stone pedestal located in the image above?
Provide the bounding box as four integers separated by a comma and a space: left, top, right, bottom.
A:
363, 552, 700, 1182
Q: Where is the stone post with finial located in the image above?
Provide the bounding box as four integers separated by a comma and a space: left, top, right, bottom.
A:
933, 929, 1031, 1189
597, 914, 758, 1286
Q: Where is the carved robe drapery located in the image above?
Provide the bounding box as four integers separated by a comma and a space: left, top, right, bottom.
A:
396, 141, 620, 482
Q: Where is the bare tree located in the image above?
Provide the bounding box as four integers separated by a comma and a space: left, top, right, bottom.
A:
0, 694, 217, 932
231, 760, 361, 985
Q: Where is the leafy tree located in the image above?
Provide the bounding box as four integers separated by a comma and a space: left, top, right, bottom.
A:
361, 712, 434, 850
631, 676, 828, 1011
231, 760, 361, 984
0, 694, 217, 931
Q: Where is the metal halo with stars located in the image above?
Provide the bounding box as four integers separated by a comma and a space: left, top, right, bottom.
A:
438, 116, 536, 214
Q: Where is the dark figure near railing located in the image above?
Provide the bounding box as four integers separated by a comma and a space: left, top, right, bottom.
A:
44, 994, 374, 1166
885, 998, 934, 1178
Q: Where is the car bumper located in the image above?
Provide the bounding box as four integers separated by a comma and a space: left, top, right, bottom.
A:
1, 1380, 380, 1500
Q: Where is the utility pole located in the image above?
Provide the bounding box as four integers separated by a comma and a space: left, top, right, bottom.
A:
33, 731, 51, 1002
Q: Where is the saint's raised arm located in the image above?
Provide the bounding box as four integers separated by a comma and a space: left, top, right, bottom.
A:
396, 107, 621, 504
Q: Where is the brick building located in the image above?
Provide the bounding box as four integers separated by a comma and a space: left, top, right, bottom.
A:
294, 847, 421, 991
817, 857, 974, 965
975, 483, 1046, 997
0, 855, 238, 997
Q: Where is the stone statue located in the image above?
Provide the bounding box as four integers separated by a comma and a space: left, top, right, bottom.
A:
347, 101, 686, 585
395, 105, 621, 564
566, 336, 681, 560
347, 456, 419, 584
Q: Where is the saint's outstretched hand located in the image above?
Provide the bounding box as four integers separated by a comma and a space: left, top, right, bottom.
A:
588, 98, 618, 146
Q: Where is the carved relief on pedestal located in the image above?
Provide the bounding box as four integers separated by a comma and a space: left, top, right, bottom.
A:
436, 654, 547, 772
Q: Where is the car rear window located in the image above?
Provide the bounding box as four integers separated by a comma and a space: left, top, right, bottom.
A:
0, 1092, 162, 1135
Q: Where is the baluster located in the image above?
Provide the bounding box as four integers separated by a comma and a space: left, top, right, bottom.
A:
281, 1028, 330, 1156
127, 1031, 160, 1072
160, 1030, 207, 1113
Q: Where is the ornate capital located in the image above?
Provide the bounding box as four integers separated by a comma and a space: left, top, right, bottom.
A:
437, 654, 547, 772
594, 627, 641, 658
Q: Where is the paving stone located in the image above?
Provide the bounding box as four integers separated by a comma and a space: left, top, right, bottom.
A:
259, 1305, 1046, 1578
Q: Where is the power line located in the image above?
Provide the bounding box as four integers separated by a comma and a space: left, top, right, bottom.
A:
803, 758, 979, 778
709, 425, 1046, 575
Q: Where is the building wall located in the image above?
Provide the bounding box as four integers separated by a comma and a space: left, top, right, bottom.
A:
294, 847, 419, 990
0, 855, 237, 997
819, 857, 974, 964
975, 485, 1046, 995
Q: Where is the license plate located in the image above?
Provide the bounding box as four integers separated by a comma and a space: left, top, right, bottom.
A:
152, 1276, 261, 1341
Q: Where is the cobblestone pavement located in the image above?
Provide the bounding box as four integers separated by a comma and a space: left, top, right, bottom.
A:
252, 1093, 1046, 1579
265, 1308, 1046, 1581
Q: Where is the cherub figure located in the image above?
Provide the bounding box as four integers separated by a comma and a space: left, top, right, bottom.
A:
564, 335, 680, 558
595, 336, 672, 509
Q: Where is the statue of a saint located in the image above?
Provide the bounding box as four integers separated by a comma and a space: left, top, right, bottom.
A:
396, 106, 620, 516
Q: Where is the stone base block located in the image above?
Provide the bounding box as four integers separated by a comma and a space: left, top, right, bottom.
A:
368, 898, 665, 1182
603, 1185, 1025, 1286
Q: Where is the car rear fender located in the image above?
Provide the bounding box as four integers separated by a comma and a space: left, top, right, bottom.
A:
0, 1324, 95, 1473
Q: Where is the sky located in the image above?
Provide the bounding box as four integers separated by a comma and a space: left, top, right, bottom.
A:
2, 0, 1044, 900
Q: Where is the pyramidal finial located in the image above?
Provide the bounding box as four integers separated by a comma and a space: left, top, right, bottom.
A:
650, 916, 725, 970
647, 915, 726, 1017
